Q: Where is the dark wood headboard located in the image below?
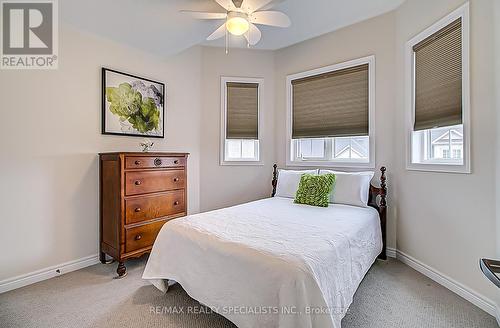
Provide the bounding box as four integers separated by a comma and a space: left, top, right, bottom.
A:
270, 164, 387, 260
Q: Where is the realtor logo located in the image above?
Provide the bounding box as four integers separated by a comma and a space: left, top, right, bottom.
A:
1, 0, 58, 69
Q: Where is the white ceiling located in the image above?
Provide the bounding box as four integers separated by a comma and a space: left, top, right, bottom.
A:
61, 0, 405, 56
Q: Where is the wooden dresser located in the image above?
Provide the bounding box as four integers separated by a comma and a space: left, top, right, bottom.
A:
99, 152, 189, 278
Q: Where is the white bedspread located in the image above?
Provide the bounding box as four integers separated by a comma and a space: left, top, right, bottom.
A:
143, 197, 382, 328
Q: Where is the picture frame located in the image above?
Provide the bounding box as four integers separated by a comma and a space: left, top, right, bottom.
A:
102, 68, 165, 138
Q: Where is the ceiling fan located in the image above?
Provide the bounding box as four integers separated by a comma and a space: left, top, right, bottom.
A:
181, 0, 291, 48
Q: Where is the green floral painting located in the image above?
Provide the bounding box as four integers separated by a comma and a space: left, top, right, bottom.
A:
102, 69, 165, 138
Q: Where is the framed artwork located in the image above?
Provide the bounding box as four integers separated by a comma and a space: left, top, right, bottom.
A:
102, 68, 165, 138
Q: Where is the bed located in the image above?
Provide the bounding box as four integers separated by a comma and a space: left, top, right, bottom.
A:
143, 166, 387, 328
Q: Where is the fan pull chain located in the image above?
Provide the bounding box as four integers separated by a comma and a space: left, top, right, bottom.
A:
225, 20, 229, 54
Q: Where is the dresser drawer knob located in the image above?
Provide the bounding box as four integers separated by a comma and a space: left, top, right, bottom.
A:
134, 207, 141, 212
173, 177, 179, 182
174, 201, 179, 206
135, 160, 141, 165
135, 234, 142, 241
154, 158, 162, 166
174, 160, 179, 164
135, 180, 142, 185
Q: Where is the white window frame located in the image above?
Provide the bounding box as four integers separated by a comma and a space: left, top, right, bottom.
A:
405, 2, 470, 173
286, 55, 376, 169
293, 138, 329, 160
224, 139, 260, 162
220, 76, 264, 166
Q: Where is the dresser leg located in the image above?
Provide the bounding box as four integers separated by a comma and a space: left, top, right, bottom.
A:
115, 262, 127, 279
99, 251, 114, 264
99, 251, 106, 264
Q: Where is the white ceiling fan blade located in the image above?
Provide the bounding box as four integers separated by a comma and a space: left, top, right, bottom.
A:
244, 23, 261, 45
250, 11, 290, 27
214, 0, 236, 11
241, 0, 274, 13
180, 11, 227, 20
260, 0, 286, 11
206, 23, 227, 41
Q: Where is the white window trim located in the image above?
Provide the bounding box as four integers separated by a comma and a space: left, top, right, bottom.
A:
405, 2, 470, 174
285, 55, 376, 169
220, 76, 264, 166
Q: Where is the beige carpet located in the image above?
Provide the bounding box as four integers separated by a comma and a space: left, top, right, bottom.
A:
0, 257, 497, 328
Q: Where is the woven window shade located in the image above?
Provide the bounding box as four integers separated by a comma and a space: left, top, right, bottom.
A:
292, 64, 369, 139
226, 82, 258, 139
413, 18, 462, 131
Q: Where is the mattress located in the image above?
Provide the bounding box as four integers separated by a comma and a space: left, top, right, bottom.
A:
143, 196, 382, 328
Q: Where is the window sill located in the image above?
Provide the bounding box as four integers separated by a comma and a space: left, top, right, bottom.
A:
406, 162, 470, 174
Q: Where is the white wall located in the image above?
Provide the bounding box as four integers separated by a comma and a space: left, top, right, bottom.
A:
494, 0, 500, 315
274, 11, 397, 248
199, 47, 276, 211
0, 24, 203, 281
496, 0, 500, 243
393, 0, 498, 305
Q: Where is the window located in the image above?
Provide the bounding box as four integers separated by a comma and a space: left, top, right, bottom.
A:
406, 3, 470, 173
412, 124, 464, 164
220, 77, 263, 165
293, 136, 370, 162
225, 139, 259, 161
286, 56, 375, 168
297, 138, 326, 159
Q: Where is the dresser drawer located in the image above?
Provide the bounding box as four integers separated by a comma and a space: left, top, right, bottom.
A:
125, 170, 185, 196
125, 220, 167, 253
125, 190, 185, 225
125, 156, 186, 170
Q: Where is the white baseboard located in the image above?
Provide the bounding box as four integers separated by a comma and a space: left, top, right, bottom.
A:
386, 247, 397, 258
386, 247, 497, 319
0, 254, 99, 294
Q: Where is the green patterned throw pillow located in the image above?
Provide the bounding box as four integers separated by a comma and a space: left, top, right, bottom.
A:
294, 173, 336, 207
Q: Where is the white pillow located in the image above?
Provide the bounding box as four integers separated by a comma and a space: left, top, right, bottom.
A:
275, 169, 318, 198
319, 170, 374, 207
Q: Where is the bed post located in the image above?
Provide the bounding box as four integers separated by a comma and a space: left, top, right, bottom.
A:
271, 164, 278, 197
379, 167, 387, 260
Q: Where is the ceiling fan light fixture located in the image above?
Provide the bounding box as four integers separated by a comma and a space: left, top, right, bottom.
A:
184, 0, 291, 47
226, 12, 249, 36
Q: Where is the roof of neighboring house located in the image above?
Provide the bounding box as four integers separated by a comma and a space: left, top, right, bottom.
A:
335, 145, 365, 158
431, 129, 463, 145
